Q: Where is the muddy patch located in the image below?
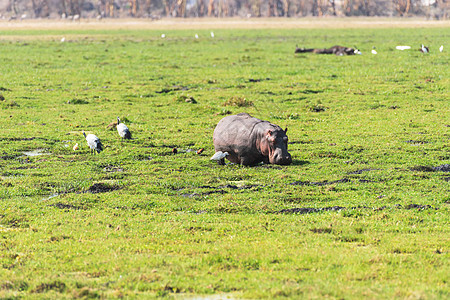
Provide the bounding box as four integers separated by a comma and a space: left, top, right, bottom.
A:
402, 204, 438, 210
180, 184, 263, 198
301, 89, 323, 94
133, 154, 154, 161
348, 168, 381, 174
88, 183, 122, 193
0, 154, 20, 160
278, 206, 346, 214
410, 164, 450, 172
182, 190, 228, 198
248, 78, 271, 82
102, 165, 124, 172
50, 202, 84, 210
432, 164, 450, 172
155, 85, 189, 94
277, 204, 438, 214
32, 281, 66, 293
290, 178, 351, 186
0, 137, 36, 141
405, 140, 429, 145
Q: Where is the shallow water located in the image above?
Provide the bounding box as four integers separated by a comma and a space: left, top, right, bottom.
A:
22, 149, 51, 157
42, 193, 59, 201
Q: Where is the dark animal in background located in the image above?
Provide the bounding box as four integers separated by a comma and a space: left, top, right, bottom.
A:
295, 45, 359, 56
213, 113, 292, 166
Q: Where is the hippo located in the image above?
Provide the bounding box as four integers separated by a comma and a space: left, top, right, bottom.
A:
295, 45, 359, 56
213, 113, 292, 166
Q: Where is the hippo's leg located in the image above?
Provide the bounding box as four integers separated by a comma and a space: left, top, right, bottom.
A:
240, 156, 258, 166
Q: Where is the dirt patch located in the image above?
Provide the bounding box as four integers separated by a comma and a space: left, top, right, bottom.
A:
103, 165, 124, 172
348, 168, 380, 174
433, 164, 450, 172
0, 137, 37, 141
50, 202, 84, 210
32, 281, 66, 293
180, 184, 263, 198
410, 164, 450, 172
248, 78, 271, 82
403, 204, 437, 210
405, 140, 429, 145
278, 206, 346, 214
310, 227, 333, 234
0, 154, 19, 160
290, 178, 350, 186
156, 86, 189, 94
88, 183, 122, 193
277, 204, 437, 214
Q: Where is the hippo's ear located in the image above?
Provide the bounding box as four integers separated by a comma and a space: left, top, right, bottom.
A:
284, 127, 288, 133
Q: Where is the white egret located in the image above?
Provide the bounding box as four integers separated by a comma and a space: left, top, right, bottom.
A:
439, 45, 444, 52
211, 151, 229, 165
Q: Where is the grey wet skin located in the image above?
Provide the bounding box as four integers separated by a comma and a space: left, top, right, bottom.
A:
213, 113, 292, 166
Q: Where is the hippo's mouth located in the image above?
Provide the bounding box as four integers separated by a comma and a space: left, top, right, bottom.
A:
270, 154, 292, 165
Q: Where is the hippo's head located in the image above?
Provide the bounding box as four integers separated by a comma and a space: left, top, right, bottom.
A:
263, 128, 292, 165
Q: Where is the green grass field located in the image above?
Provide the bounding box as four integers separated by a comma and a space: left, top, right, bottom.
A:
0, 23, 449, 299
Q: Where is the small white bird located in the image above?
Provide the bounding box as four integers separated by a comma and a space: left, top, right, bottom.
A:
161, 33, 166, 38
396, 46, 411, 50
195, 34, 199, 39
73, 143, 79, 151
210, 32, 214, 38
83, 131, 103, 154
210, 151, 229, 164
420, 44, 429, 53
117, 117, 131, 140
61, 37, 65, 43
371, 49, 377, 55
439, 45, 443, 52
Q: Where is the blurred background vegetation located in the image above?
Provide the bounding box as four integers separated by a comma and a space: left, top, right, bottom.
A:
0, 0, 448, 20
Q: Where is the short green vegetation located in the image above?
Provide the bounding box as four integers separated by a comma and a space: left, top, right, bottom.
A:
0, 26, 449, 299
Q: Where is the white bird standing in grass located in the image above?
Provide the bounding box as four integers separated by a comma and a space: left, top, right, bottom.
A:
211, 151, 229, 165
83, 131, 103, 154
439, 45, 444, 52
117, 117, 132, 140
421, 44, 429, 53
